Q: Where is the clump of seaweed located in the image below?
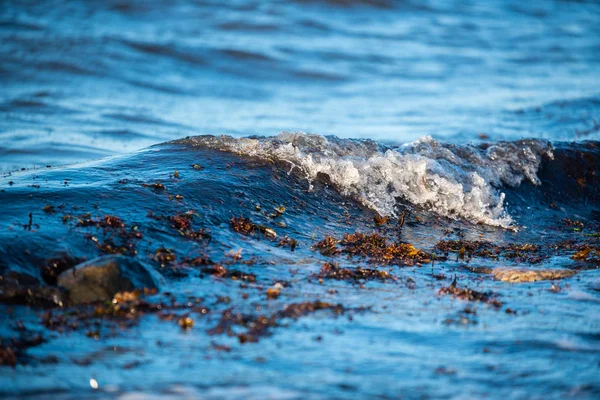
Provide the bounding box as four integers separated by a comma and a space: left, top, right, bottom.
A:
312, 236, 340, 256
86, 235, 137, 256
200, 265, 257, 282
169, 213, 211, 241
313, 262, 395, 283
374, 214, 390, 226
502, 243, 544, 264
435, 240, 500, 260
76, 215, 125, 229
207, 301, 344, 344
312, 232, 430, 265
277, 236, 298, 251
435, 239, 546, 263
340, 232, 430, 266
0, 272, 65, 308
0, 331, 46, 367
571, 246, 600, 263
230, 216, 277, 239
148, 211, 211, 241
154, 248, 177, 267
41, 289, 206, 335
141, 182, 166, 192
438, 278, 502, 307
562, 218, 584, 229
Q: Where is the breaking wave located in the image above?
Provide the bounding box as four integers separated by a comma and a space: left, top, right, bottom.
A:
175, 132, 554, 228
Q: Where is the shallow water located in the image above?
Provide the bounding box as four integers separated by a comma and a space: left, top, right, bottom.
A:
1, 137, 600, 399
1, 1, 600, 399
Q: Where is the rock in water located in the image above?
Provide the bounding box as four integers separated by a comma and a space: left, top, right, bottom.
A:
57, 255, 161, 304
492, 268, 576, 283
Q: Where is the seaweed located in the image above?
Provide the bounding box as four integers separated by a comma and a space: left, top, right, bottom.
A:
572, 246, 600, 263
374, 214, 390, 226
229, 216, 277, 239
312, 236, 340, 256
207, 301, 344, 344
340, 232, 430, 265
200, 265, 256, 282
166, 212, 211, 241
154, 248, 177, 267
41, 289, 206, 335
312, 232, 430, 265
312, 262, 395, 283
0, 332, 46, 367
76, 215, 126, 229
0, 273, 65, 308
141, 182, 166, 192
277, 236, 298, 251
438, 278, 502, 307
435, 240, 500, 260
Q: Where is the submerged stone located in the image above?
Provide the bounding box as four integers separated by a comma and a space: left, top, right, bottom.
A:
492, 268, 576, 283
57, 255, 161, 304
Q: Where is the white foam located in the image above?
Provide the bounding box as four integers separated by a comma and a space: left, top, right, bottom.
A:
178, 132, 553, 229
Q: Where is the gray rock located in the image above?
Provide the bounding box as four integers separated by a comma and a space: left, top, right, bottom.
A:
57, 255, 161, 304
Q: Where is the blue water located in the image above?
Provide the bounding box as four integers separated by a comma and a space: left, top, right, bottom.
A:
1, 1, 600, 399
1, 0, 600, 171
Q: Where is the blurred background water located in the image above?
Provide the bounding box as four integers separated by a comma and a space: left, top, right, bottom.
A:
1, 0, 599, 171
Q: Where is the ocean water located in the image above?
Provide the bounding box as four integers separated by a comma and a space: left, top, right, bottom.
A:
1, 1, 600, 399
1, 0, 600, 170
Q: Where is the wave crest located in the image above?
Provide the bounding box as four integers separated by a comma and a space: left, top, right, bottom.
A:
176, 132, 553, 228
